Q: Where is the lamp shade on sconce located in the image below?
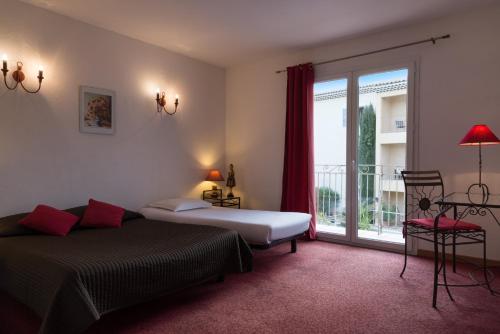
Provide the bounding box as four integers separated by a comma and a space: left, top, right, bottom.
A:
205, 169, 225, 182
459, 124, 500, 146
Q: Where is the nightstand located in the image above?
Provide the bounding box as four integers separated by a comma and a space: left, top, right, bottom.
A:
202, 190, 241, 209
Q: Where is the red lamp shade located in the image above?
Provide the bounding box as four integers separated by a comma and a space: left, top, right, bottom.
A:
459, 124, 500, 146
205, 169, 225, 182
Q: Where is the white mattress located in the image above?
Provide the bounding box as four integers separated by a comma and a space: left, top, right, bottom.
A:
139, 206, 311, 245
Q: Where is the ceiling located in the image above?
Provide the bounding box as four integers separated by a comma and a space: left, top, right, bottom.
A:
22, 0, 496, 68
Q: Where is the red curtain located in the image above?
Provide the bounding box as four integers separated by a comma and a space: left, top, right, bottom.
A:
280, 63, 317, 240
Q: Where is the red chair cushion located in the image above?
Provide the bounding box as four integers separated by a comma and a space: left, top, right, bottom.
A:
406, 217, 481, 231
19, 205, 79, 236
80, 199, 125, 228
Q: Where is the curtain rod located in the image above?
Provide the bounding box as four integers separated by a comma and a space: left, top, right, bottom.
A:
275, 34, 451, 74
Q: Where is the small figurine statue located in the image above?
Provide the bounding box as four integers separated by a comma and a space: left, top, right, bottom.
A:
226, 164, 236, 198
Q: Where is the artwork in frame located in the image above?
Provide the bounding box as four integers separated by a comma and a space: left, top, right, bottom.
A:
79, 86, 116, 135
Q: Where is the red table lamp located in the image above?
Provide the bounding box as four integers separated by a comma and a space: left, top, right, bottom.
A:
205, 169, 225, 198
206, 169, 225, 183
459, 124, 500, 203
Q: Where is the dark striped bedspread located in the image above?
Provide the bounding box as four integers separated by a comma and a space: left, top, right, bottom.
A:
0, 219, 252, 334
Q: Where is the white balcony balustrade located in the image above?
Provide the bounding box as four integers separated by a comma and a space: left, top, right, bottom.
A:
315, 164, 405, 239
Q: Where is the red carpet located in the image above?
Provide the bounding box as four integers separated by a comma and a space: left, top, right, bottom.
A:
1, 240, 499, 334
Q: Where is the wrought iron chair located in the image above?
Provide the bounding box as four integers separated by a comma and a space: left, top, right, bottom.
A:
400, 170, 492, 307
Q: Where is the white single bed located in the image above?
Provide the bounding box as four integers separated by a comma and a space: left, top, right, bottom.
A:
140, 206, 311, 252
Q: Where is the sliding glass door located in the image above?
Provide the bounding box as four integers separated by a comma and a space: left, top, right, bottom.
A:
355, 69, 408, 245
314, 78, 349, 237
314, 64, 414, 250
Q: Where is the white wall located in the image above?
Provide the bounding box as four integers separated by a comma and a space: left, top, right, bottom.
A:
226, 5, 500, 259
0, 0, 226, 215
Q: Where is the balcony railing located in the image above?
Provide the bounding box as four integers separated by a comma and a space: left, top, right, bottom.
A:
381, 119, 406, 134
315, 164, 405, 236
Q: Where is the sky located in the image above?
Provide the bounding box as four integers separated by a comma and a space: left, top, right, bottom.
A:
314, 68, 408, 94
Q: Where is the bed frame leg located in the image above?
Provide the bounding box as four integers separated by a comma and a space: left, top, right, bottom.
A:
291, 239, 297, 253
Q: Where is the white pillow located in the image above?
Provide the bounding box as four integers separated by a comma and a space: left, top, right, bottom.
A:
148, 198, 212, 212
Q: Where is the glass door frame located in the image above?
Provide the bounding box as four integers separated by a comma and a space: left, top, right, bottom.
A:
315, 61, 418, 253
314, 71, 354, 244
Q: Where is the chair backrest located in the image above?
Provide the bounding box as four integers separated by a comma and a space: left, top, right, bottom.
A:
401, 170, 444, 221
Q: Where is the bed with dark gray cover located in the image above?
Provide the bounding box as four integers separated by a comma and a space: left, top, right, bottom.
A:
0, 207, 252, 334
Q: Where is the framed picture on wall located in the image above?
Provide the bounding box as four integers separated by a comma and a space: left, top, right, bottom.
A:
79, 86, 116, 135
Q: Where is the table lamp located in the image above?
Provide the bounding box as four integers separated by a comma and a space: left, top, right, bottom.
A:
459, 124, 500, 203
205, 169, 225, 198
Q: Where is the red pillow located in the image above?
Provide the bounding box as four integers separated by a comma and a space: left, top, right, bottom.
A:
80, 199, 125, 228
19, 205, 79, 236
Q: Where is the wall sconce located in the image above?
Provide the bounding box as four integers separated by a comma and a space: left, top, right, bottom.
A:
155, 88, 179, 115
2, 54, 44, 93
